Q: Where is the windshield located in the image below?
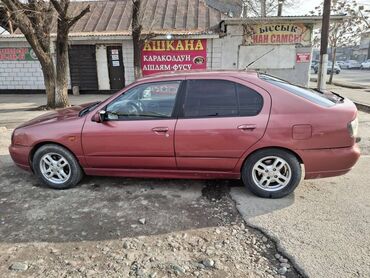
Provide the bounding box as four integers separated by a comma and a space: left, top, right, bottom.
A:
259, 74, 337, 107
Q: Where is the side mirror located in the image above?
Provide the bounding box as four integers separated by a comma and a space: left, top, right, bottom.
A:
92, 110, 106, 123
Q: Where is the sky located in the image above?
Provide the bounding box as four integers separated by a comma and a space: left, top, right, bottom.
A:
285, 0, 370, 15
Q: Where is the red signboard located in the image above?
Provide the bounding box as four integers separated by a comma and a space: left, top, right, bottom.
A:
0, 47, 38, 61
141, 39, 207, 76
296, 53, 311, 63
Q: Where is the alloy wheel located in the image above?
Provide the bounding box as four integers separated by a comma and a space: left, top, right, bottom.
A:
252, 156, 292, 191
39, 153, 71, 184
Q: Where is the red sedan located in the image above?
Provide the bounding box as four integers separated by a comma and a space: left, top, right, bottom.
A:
9, 71, 360, 198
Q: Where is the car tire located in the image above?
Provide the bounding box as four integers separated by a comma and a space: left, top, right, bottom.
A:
32, 144, 84, 189
241, 149, 302, 198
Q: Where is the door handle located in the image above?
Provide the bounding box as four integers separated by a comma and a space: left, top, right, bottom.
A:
238, 124, 256, 131
152, 127, 169, 133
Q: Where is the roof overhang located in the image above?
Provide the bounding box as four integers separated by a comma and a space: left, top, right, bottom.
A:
0, 31, 219, 43
221, 15, 347, 25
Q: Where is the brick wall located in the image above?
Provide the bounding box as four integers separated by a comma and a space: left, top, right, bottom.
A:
0, 59, 45, 90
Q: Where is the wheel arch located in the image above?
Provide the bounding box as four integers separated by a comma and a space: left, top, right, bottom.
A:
29, 141, 81, 172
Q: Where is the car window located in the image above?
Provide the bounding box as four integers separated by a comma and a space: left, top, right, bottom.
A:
184, 80, 238, 118
237, 84, 264, 116
183, 80, 263, 118
259, 74, 335, 107
106, 81, 181, 120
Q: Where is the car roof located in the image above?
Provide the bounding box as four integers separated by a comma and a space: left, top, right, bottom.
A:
137, 70, 259, 82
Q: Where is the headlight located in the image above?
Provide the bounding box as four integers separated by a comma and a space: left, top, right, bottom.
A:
348, 117, 359, 138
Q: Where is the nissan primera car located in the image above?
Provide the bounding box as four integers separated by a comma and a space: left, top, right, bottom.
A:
9, 71, 360, 198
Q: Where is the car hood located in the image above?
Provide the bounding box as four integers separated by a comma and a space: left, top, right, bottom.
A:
17, 103, 94, 129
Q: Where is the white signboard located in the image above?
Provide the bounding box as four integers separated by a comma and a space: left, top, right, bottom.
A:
238, 45, 295, 69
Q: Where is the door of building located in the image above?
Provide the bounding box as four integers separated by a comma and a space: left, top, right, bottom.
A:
69, 45, 98, 91
107, 46, 125, 90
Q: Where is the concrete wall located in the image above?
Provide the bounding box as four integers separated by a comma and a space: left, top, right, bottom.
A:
95, 45, 110, 90
219, 24, 313, 86
207, 38, 222, 69
122, 40, 135, 85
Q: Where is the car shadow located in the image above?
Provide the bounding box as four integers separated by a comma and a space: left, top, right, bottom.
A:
0, 153, 294, 244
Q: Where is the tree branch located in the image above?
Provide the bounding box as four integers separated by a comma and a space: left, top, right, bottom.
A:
49, 0, 64, 16
68, 5, 90, 28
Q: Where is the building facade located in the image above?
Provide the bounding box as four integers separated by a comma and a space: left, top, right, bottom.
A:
0, 1, 336, 93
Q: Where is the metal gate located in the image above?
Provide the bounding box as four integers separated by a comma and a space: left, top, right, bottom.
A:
68, 45, 98, 91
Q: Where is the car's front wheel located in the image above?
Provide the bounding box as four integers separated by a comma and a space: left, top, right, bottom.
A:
32, 144, 84, 189
242, 149, 302, 198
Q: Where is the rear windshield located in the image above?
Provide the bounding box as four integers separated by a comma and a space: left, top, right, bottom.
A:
259, 74, 336, 107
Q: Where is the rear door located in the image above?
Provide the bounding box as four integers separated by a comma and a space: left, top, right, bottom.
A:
175, 78, 271, 171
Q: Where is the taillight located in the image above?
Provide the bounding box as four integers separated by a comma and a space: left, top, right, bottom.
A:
348, 116, 359, 138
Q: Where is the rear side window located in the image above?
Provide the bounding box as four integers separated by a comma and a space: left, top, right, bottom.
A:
259, 74, 335, 107
183, 80, 263, 118
184, 80, 238, 117
237, 84, 263, 116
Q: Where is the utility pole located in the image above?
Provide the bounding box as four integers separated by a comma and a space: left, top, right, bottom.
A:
317, 0, 331, 90
261, 0, 266, 17
277, 0, 284, 16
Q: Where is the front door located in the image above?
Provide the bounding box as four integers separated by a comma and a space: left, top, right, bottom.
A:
107, 46, 125, 90
82, 80, 182, 169
175, 78, 271, 171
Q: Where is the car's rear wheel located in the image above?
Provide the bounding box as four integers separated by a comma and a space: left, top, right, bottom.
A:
242, 149, 302, 198
32, 144, 83, 189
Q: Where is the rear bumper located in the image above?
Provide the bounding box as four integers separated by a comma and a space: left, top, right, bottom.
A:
298, 144, 360, 179
8, 144, 32, 172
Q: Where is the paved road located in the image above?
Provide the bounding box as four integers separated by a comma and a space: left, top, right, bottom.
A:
231, 112, 370, 278
311, 69, 370, 87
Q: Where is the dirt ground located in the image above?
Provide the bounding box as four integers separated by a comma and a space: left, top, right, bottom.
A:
0, 129, 300, 277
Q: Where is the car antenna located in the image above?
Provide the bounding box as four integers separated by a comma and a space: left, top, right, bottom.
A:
245, 48, 275, 69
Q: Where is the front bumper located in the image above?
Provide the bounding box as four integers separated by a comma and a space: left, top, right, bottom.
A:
298, 144, 361, 179
8, 144, 32, 172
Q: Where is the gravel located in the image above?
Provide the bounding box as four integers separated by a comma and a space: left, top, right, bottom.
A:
0, 224, 302, 277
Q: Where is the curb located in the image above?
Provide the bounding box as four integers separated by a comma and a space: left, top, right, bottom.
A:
310, 77, 369, 90
355, 102, 370, 113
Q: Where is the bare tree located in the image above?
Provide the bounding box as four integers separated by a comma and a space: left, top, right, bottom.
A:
131, 0, 160, 80
240, 0, 294, 17
50, 0, 89, 107
1, 0, 89, 108
310, 0, 369, 84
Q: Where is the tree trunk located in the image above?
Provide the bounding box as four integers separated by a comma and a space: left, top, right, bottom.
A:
132, 0, 143, 80
328, 47, 337, 84
42, 67, 56, 108
133, 38, 143, 79
55, 20, 70, 108
38, 56, 56, 108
